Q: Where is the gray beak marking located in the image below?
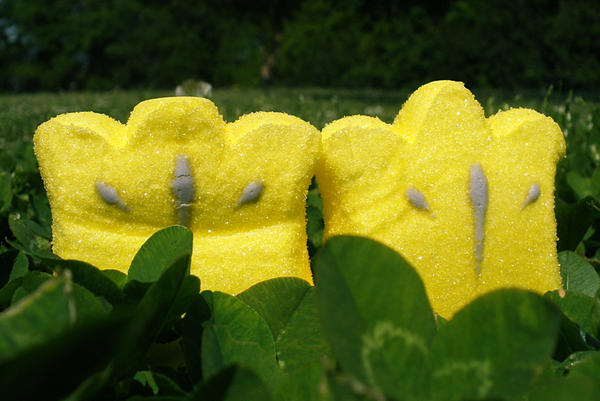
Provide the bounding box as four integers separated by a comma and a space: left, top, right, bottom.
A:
172, 155, 195, 226
469, 163, 488, 278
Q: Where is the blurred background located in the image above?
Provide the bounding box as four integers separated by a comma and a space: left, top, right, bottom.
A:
1, 0, 598, 93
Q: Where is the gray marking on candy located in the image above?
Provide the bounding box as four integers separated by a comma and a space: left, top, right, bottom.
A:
405, 187, 429, 210
469, 163, 488, 277
405, 187, 436, 217
238, 181, 264, 207
522, 183, 541, 209
172, 155, 195, 226
96, 181, 130, 211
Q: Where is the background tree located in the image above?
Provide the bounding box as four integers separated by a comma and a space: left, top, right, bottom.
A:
0, 0, 598, 91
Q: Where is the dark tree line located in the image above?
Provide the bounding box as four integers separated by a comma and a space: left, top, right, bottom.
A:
1, 0, 598, 91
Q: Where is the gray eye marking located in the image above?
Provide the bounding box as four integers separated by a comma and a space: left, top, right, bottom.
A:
96, 181, 130, 211
405, 187, 429, 210
237, 180, 264, 207
469, 163, 488, 278
172, 155, 195, 227
522, 183, 541, 209
405, 187, 435, 217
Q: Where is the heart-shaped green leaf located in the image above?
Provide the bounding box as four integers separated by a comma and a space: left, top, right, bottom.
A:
546, 289, 600, 339
315, 235, 435, 400
429, 289, 560, 401
128, 226, 193, 283
559, 251, 600, 296
201, 291, 280, 394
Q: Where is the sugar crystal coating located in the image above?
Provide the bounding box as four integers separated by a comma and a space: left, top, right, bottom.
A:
317, 80, 565, 317
34, 97, 320, 294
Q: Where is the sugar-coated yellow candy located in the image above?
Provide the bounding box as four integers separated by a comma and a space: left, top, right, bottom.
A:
317, 81, 565, 318
34, 97, 320, 293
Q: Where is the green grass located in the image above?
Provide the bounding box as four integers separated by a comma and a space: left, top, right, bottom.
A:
1, 85, 597, 139
1, 87, 600, 400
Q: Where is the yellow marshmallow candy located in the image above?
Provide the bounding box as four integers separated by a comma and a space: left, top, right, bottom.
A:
317, 80, 565, 318
34, 97, 320, 293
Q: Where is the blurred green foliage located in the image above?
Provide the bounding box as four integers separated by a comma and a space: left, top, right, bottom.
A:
1, 0, 598, 91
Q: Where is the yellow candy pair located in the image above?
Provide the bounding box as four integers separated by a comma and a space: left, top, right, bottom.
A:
34, 81, 565, 317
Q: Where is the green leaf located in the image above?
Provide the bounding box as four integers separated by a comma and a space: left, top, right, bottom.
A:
134, 370, 160, 395
227, 282, 326, 400
7, 214, 54, 258
566, 171, 595, 200
123, 280, 152, 303
0, 249, 17, 288
0, 312, 129, 401
128, 226, 193, 283
314, 235, 435, 400
565, 168, 600, 201
114, 253, 191, 377
323, 362, 380, 401
429, 289, 560, 401
559, 251, 600, 296
529, 376, 600, 401
556, 197, 600, 252
201, 291, 280, 393
69, 276, 114, 319
8, 251, 28, 281
0, 279, 22, 309
144, 341, 187, 370
552, 311, 592, 361
31, 193, 52, 233
0, 278, 71, 362
150, 371, 188, 397
237, 277, 311, 339
567, 351, 600, 380
182, 295, 212, 384
165, 274, 200, 323
0, 274, 108, 363
592, 167, 600, 197
529, 353, 600, 401
43, 258, 124, 305
306, 205, 324, 249
276, 360, 325, 401
555, 350, 598, 375
8, 213, 51, 241
307, 186, 323, 213
435, 314, 448, 331
0, 171, 12, 215
275, 287, 330, 373
191, 365, 273, 401
103, 269, 128, 288
306, 187, 324, 253
10, 271, 53, 304
546, 290, 600, 338
125, 396, 186, 401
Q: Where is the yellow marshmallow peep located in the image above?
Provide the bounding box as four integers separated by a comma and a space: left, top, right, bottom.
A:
34, 97, 320, 293
317, 80, 565, 318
